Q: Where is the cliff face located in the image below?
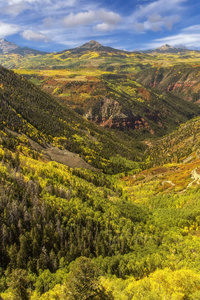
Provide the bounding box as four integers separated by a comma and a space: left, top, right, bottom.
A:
84, 97, 155, 133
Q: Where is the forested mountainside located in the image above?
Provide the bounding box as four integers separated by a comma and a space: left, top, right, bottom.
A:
2, 71, 200, 299
136, 65, 200, 103
17, 71, 200, 137
0, 66, 147, 174
2, 41, 200, 299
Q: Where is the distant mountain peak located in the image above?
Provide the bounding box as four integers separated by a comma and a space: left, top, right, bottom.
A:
0, 39, 19, 54
0, 39, 48, 56
78, 40, 103, 49
144, 43, 189, 54
59, 40, 127, 55
156, 44, 174, 51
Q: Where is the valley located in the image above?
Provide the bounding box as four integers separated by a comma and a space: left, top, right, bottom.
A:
1, 40, 200, 299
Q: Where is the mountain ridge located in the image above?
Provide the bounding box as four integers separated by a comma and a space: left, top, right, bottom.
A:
1, 38, 200, 56
0, 38, 48, 56
58, 39, 129, 55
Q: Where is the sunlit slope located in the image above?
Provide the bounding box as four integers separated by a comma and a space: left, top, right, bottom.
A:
1, 41, 200, 72
2, 61, 200, 299
2, 115, 200, 299
136, 64, 200, 103
0, 66, 145, 173
12, 70, 200, 138
146, 115, 200, 166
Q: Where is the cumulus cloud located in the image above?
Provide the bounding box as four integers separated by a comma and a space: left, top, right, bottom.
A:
63, 10, 96, 27
63, 9, 121, 31
0, 21, 20, 37
97, 10, 121, 25
133, 15, 179, 32
1, 0, 76, 18
131, 0, 185, 32
21, 30, 49, 42
96, 23, 114, 31
3, 3, 29, 16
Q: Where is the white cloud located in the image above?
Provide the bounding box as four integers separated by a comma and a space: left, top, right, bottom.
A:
0, 0, 76, 17
4, 3, 29, 16
0, 21, 20, 37
130, 0, 186, 32
21, 30, 49, 42
133, 0, 186, 19
43, 17, 55, 29
97, 10, 121, 25
63, 9, 121, 31
132, 15, 179, 32
8, 0, 41, 4
63, 10, 96, 27
96, 23, 114, 31
146, 24, 200, 49
182, 25, 200, 32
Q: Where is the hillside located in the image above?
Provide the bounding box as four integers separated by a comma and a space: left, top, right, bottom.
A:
136, 65, 200, 103
2, 41, 200, 299
13, 70, 200, 138
1, 40, 200, 72
2, 66, 200, 299
0, 66, 146, 173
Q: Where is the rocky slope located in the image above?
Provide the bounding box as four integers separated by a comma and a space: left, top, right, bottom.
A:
0, 38, 48, 56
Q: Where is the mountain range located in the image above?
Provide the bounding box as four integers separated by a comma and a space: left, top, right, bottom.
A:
0, 39, 196, 57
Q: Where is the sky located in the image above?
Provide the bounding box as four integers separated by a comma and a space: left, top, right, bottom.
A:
0, 0, 200, 52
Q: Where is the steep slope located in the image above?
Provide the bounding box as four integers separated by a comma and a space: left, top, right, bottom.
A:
94, 74, 200, 137
2, 93, 200, 299
1, 40, 200, 139
0, 66, 145, 173
2, 65, 200, 299
12, 70, 200, 138
136, 65, 200, 103
146, 115, 200, 166
0, 114, 148, 299
0, 38, 18, 53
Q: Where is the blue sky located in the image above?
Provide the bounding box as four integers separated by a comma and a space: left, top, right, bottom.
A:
0, 0, 200, 52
